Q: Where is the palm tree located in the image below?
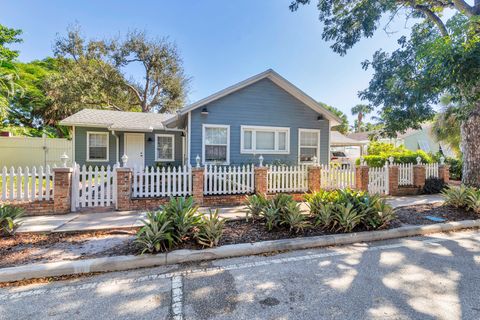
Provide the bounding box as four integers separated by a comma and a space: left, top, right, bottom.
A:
432, 96, 461, 156
0, 60, 22, 120
351, 104, 374, 132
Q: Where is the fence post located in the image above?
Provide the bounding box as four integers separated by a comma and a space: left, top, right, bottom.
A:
413, 165, 426, 188
254, 166, 268, 195
388, 165, 399, 196
438, 164, 450, 183
115, 167, 132, 211
53, 167, 73, 214
308, 165, 321, 193
191, 167, 204, 205
355, 165, 369, 191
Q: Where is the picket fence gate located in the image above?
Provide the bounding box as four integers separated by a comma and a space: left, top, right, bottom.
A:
368, 164, 389, 195
1, 165, 53, 202
320, 165, 356, 190
397, 163, 414, 186
72, 164, 117, 210
425, 163, 439, 178
267, 165, 308, 193
132, 165, 192, 198
204, 164, 255, 195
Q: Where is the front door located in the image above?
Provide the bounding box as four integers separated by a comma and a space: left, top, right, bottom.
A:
124, 133, 145, 168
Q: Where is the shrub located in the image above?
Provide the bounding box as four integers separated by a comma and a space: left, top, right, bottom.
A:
305, 190, 339, 215
162, 196, 195, 218
442, 186, 472, 208
196, 209, 225, 248
365, 199, 395, 230
136, 211, 174, 254
423, 177, 447, 194
333, 203, 364, 233
466, 189, 480, 214
245, 194, 269, 221
356, 149, 433, 167
314, 203, 336, 230
447, 158, 462, 180
269, 194, 294, 216
261, 206, 281, 231
161, 197, 201, 242
0, 205, 24, 236
280, 201, 308, 233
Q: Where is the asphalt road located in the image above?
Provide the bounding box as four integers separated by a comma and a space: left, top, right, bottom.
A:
1, 229, 479, 320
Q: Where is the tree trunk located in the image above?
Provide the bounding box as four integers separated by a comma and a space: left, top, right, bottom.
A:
461, 103, 480, 187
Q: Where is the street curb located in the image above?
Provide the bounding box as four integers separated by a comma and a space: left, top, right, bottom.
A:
1, 219, 479, 283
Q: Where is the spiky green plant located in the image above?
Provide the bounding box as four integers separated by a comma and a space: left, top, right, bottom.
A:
0, 205, 24, 236
245, 193, 269, 221
161, 196, 195, 218
314, 203, 336, 230
365, 199, 395, 230
442, 186, 472, 208
333, 203, 364, 233
196, 209, 225, 248
136, 211, 174, 254
466, 189, 480, 214
280, 201, 309, 233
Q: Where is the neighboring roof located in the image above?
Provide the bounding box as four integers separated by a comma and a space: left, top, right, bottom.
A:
397, 123, 433, 139
347, 131, 375, 142
59, 109, 175, 132
165, 69, 342, 126
331, 131, 367, 146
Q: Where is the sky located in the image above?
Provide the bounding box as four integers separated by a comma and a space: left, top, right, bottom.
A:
1, 0, 412, 124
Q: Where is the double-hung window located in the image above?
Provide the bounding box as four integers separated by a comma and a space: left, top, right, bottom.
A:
298, 129, 320, 163
203, 124, 230, 164
155, 134, 175, 161
87, 132, 109, 162
241, 126, 289, 154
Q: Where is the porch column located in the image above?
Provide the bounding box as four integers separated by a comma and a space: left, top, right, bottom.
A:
254, 166, 268, 195
116, 167, 132, 211
191, 167, 204, 205
355, 165, 369, 192
53, 167, 73, 214
308, 165, 321, 192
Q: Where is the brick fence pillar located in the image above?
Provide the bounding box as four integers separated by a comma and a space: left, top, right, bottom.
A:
308, 165, 321, 192
191, 167, 204, 205
413, 165, 426, 188
116, 167, 132, 211
439, 165, 450, 183
355, 165, 369, 191
254, 166, 268, 195
388, 165, 399, 196
53, 167, 73, 214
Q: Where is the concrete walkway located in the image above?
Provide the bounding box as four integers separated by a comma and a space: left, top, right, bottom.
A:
16, 194, 444, 233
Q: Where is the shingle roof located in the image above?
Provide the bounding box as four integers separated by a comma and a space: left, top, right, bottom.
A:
331, 131, 367, 146
59, 109, 175, 131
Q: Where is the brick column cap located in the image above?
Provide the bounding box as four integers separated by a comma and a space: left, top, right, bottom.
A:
52, 167, 73, 173
115, 167, 132, 172
255, 166, 268, 171
191, 167, 204, 172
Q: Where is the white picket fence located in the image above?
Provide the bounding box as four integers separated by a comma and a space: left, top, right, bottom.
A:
368, 164, 389, 194
267, 165, 308, 193
72, 164, 117, 209
426, 163, 439, 178
0, 166, 54, 201
397, 163, 414, 186
132, 165, 192, 198
204, 164, 255, 195
320, 164, 356, 190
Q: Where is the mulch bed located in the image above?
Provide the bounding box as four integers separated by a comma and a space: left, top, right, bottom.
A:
1, 203, 478, 270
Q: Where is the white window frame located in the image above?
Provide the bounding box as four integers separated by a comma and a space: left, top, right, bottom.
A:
298, 128, 320, 163
155, 134, 175, 162
86, 131, 109, 162
240, 125, 290, 154
202, 124, 230, 165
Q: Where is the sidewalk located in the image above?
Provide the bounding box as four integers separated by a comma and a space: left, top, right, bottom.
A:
15, 194, 444, 233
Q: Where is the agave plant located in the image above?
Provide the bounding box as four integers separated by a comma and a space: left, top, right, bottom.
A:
0, 205, 24, 236
196, 209, 225, 248
245, 194, 269, 222
261, 206, 281, 231
136, 211, 174, 254
466, 189, 480, 214
333, 203, 364, 233
280, 201, 309, 233
170, 206, 201, 242
365, 199, 395, 230
442, 186, 471, 208
161, 196, 195, 218
314, 203, 336, 230
269, 194, 294, 217
305, 190, 337, 215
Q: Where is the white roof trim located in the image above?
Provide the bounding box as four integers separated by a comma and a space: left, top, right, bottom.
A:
165, 69, 342, 126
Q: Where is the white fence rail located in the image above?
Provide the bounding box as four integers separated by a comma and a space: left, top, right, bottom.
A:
397, 163, 414, 186
133, 165, 192, 198
426, 163, 439, 178
205, 165, 255, 195
267, 165, 308, 193
1, 166, 53, 201
72, 164, 116, 209
368, 164, 389, 195
320, 165, 356, 190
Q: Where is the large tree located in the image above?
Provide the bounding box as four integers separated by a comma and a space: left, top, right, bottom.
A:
320, 102, 350, 134
0, 24, 22, 120
290, 0, 480, 187
351, 104, 373, 132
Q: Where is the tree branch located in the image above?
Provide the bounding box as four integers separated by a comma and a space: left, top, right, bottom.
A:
451, 0, 477, 17
413, 4, 449, 36
124, 82, 143, 103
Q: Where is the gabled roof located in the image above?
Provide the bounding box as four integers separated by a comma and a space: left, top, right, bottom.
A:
165, 69, 342, 126
331, 131, 367, 146
59, 109, 175, 132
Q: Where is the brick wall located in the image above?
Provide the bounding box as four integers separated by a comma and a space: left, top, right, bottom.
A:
307, 166, 321, 192
203, 194, 250, 206
355, 166, 369, 191
254, 166, 268, 195
3, 200, 54, 216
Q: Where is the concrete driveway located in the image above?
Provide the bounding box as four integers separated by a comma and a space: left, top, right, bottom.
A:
1, 228, 479, 320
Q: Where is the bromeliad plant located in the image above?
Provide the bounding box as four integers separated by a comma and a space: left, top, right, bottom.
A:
0, 205, 24, 236
245, 193, 269, 221
135, 211, 174, 254
441, 186, 472, 208
196, 209, 225, 248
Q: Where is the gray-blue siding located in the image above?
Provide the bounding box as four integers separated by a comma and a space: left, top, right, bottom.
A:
74, 127, 184, 167
189, 78, 330, 166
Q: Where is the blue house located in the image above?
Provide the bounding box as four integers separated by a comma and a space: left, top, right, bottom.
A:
60, 69, 341, 168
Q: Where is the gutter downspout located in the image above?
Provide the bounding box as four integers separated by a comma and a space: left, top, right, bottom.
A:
111, 130, 119, 165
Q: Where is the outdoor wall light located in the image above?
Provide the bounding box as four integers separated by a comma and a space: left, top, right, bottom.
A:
147, 137, 153, 142
201, 107, 209, 115
317, 115, 324, 121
